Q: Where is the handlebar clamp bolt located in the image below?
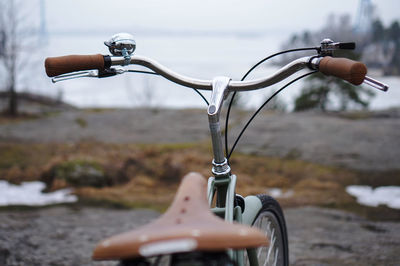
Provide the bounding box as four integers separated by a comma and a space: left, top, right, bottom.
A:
121, 48, 131, 66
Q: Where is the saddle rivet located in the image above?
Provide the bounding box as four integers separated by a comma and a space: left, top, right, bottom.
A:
139, 234, 149, 242
101, 240, 110, 247
191, 229, 201, 237
184, 196, 190, 202
238, 229, 248, 236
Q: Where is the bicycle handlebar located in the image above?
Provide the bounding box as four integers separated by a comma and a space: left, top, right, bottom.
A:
44, 53, 388, 92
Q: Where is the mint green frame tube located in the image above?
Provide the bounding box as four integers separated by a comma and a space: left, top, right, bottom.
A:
207, 176, 263, 266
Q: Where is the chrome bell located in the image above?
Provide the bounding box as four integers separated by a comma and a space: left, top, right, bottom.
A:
104, 33, 136, 56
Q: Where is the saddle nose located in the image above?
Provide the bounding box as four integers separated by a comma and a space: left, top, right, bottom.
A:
92, 172, 268, 260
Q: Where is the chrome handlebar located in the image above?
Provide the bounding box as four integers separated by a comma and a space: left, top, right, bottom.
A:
51, 54, 389, 92
51, 54, 388, 93
108, 55, 314, 91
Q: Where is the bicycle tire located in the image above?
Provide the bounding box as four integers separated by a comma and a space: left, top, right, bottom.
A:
244, 195, 289, 266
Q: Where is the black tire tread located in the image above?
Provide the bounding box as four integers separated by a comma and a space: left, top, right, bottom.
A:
255, 194, 289, 266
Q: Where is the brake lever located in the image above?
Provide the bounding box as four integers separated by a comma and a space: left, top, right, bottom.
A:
51, 70, 99, 83
51, 68, 125, 83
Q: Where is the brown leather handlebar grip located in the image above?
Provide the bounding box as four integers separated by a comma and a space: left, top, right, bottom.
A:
319, 56, 367, 85
44, 54, 105, 77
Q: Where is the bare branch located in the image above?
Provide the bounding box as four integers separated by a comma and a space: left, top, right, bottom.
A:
0, 0, 40, 115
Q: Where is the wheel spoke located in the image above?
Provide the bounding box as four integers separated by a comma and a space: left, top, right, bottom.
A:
266, 228, 275, 264
243, 196, 288, 266
273, 249, 279, 266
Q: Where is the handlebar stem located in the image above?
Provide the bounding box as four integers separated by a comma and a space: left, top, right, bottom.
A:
208, 76, 231, 120
208, 77, 231, 178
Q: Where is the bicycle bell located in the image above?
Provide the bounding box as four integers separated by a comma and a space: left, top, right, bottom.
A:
104, 33, 136, 56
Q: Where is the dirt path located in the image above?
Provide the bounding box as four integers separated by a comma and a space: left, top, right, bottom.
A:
0, 206, 399, 266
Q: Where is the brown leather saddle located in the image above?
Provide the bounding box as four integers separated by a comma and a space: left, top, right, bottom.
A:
92, 172, 268, 260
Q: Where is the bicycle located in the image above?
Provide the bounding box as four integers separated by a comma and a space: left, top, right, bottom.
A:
44, 33, 388, 266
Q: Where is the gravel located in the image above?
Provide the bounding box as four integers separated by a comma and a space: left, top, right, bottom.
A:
0, 207, 159, 266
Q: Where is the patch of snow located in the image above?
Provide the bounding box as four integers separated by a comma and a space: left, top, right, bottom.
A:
266, 188, 294, 198
0, 180, 78, 206
346, 185, 400, 209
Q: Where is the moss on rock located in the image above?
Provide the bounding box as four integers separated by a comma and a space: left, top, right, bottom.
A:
42, 159, 111, 188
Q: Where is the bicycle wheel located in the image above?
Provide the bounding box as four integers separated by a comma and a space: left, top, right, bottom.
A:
244, 195, 289, 266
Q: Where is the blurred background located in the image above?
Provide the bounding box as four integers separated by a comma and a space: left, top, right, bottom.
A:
1, 0, 399, 111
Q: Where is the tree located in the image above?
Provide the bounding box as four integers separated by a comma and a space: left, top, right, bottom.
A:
387, 21, 400, 42
0, 0, 38, 116
278, 13, 378, 111
371, 19, 385, 41
294, 74, 374, 112
294, 51, 374, 112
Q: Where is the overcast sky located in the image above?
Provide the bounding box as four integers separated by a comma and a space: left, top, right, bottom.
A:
45, 0, 399, 35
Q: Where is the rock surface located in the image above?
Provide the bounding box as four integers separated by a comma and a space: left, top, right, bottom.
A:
1, 108, 400, 171
0, 206, 399, 266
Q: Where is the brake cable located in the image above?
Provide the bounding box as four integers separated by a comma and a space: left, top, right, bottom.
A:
225, 47, 319, 160
227, 70, 317, 160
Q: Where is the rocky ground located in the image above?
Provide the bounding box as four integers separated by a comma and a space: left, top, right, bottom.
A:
0, 107, 399, 265
1, 108, 399, 170
0, 206, 399, 266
